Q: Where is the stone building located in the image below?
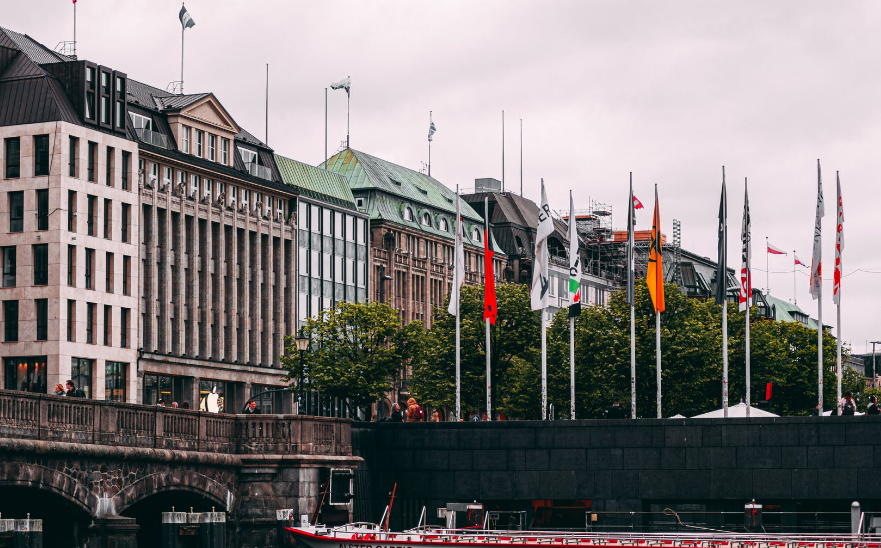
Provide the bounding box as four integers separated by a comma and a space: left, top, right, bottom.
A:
0, 28, 141, 401
323, 148, 505, 328
128, 81, 297, 413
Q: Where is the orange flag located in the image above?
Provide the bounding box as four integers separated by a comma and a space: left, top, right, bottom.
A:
647, 185, 665, 313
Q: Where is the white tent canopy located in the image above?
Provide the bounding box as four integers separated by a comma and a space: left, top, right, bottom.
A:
691, 401, 779, 419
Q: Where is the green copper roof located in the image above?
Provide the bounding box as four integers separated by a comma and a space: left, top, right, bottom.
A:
764, 293, 818, 330
322, 148, 503, 254
275, 154, 357, 210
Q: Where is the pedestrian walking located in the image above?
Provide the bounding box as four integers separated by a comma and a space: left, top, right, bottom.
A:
406, 398, 424, 422
54, 383, 66, 396
244, 400, 260, 414
606, 401, 626, 419
65, 380, 85, 398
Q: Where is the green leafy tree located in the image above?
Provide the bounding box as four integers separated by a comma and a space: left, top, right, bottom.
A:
409, 283, 540, 419
281, 301, 427, 418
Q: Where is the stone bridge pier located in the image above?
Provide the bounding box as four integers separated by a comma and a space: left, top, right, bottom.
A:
0, 390, 360, 547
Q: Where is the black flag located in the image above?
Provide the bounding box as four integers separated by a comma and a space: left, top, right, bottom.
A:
715, 173, 727, 305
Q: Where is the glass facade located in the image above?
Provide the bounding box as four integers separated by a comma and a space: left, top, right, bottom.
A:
199, 380, 235, 414
297, 200, 368, 330
143, 373, 185, 406
5, 356, 47, 394
105, 362, 127, 402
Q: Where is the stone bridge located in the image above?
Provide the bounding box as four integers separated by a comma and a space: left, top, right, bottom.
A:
0, 389, 360, 547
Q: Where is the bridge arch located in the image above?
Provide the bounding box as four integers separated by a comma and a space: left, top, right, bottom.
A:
113, 470, 234, 515
0, 461, 94, 514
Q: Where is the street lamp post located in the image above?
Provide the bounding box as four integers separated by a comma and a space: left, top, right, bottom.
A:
294, 329, 310, 414
871, 341, 881, 379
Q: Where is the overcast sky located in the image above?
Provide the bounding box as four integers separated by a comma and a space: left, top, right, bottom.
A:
7, 0, 881, 356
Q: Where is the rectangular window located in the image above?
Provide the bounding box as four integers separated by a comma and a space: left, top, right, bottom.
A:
8, 192, 23, 232
163, 166, 172, 188
121, 151, 131, 190
105, 362, 127, 402
104, 198, 112, 239
149, 162, 158, 185
105, 146, 114, 186
5, 357, 47, 394
36, 189, 48, 231
2, 247, 15, 287
208, 134, 216, 161
221, 138, 229, 165
67, 245, 76, 287
36, 299, 47, 341
67, 299, 76, 342
4, 138, 19, 179
120, 307, 130, 348
33, 244, 48, 286
176, 170, 186, 191
122, 255, 131, 295
103, 305, 112, 346
34, 135, 50, 176
68, 190, 77, 231
86, 302, 96, 344
190, 174, 199, 197
101, 96, 110, 125
181, 125, 190, 154
106, 252, 114, 293
203, 178, 211, 200
87, 141, 97, 182
69, 136, 79, 177
85, 248, 95, 289
121, 204, 130, 243
4, 300, 18, 342
195, 130, 203, 157
71, 357, 92, 399
87, 195, 97, 235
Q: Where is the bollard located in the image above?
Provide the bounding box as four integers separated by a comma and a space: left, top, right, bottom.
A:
852, 501, 861, 534
13, 518, 42, 548
161, 511, 189, 548
276, 510, 295, 548
198, 511, 225, 548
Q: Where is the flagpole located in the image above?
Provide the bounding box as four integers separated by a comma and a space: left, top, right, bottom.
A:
73, 1, 77, 58
265, 63, 269, 145
520, 119, 523, 196
630, 173, 636, 421
428, 111, 432, 178
656, 310, 661, 418
817, 160, 824, 416
793, 251, 797, 306
542, 309, 548, 420
835, 171, 843, 414
346, 76, 350, 148
570, 315, 575, 420
455, 185, 462, 422
766, 236, 769, 296
837, 295, 841, 414
324, 88, 328, 167
501, 110, 505, 194
180, 17, 185, 95
485, 197, 492, 421
721, 167, 729, 419
745, 177, 751, 418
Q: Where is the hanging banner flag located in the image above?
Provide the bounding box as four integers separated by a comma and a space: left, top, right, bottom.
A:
626, 180, 636, 306
447, 194, 465, 316
179, 4, 196, 29
767, 243, 787, 255
716, 180, 728, 305
833, 173, 844, 305
483, 203, 497, 325
810, 162, 825, 300
567, 192, 581, 317
647, 186, 665, 313
739, 183, 751, 312
531, 180, 553, 311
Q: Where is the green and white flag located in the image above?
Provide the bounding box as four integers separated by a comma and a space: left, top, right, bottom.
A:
567, 192, 581, 317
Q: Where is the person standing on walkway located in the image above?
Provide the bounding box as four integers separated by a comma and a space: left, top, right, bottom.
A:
606, 401, 626, 419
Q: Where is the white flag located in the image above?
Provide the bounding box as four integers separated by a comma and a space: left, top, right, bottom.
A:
567, 192, 582, 311
833, 173, 843, 305
810, 161, 824, 300
330, 76, 351, 96
739, 183, 751, 312
179, 5, 196, 29
447, 193, 465, 316
531, 180, 553, 311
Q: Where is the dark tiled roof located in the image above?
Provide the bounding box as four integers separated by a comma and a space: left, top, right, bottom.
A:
0, 51, 45, 81
156, 93, 210, 111
236, 127, 267, 148
126, 79, 174, 110
0, 28, 72, 65
0, 44, 79, 127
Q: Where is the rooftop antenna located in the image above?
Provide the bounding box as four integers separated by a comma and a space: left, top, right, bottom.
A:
520, 118, 523, 196
265, 63, 269, 145
501, 110, 505, 194
73, 0, 77, 58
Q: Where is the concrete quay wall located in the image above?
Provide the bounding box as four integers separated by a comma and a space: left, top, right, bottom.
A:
353, 417, 881, 529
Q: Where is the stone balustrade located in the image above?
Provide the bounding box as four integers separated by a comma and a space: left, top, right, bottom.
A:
0, 389, 352, 456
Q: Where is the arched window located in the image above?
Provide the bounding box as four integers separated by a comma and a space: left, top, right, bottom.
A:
472, 228, 482, 242
403, 207, 413, 221
421, 212, 432, 227
439, 218, 449, 232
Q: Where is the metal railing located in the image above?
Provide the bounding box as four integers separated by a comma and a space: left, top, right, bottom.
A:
135, 127, 169, 149
244, 161, 272, 180
583, 511, 853, 535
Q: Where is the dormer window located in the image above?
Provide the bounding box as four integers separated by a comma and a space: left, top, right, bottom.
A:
130, 113, 152, 132
403, 207, 414, 221
85, 67, 96, 121
130, 113, 168, 148
472, 228, 481, 242
421, 212, 432, 227
439, 218, 449, 232
237, 147, 271, 180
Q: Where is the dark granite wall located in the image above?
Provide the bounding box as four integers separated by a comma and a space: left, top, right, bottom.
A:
353, 417, 881, 530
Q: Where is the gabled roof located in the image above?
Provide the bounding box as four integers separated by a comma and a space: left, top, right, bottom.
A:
155, 93, 210, 111
323, 148, 482, 222
275, 154, 357, 211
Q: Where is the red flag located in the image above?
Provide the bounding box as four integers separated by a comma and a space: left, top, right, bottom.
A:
483, 209, 497, 325
633, 195, 644, 210
767, 242, 786, 255
795, 254, 808, 267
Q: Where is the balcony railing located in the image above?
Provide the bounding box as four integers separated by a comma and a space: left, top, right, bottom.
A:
0, 389, 352, 456
134, 127, 169, 149
243, 162, 272, 181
